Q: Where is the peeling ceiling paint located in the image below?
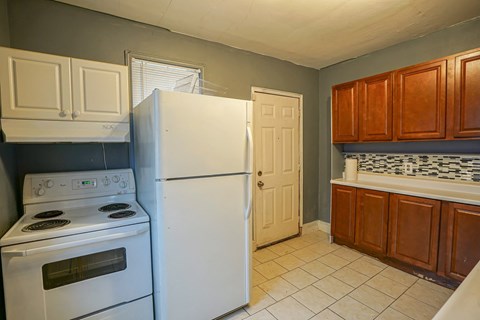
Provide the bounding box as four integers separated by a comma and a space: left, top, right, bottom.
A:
56, 0, 480, 69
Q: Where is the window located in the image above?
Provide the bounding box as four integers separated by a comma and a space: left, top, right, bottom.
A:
42, 248, 127, 290
130, 56, 202, 107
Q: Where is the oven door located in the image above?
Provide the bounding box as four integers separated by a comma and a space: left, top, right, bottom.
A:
1, 223, 152, 320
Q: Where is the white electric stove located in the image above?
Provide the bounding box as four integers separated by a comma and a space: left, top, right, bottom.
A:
0, 169, 154, 320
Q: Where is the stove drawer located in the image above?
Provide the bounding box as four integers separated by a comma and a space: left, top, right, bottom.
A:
81, 295, 153, 320
1, 223, 152, 320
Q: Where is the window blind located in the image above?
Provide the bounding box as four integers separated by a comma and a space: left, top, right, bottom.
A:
130, 57, 202, 107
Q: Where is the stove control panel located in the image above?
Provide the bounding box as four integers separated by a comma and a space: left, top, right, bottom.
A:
23, 169, 136, 204
73, 178, 98, 190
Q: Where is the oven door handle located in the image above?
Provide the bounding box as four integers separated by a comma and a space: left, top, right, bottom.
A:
2, 225, 150, 257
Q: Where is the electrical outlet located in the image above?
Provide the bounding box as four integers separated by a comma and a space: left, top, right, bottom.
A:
403, 162, 413, 174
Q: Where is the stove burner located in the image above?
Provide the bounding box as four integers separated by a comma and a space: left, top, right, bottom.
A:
22, 219, 71, 232
108, 210, 136, 219
33, 210, 64, 219
98, 203, 131, 212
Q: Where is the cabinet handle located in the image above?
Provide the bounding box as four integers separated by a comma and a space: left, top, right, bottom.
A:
72, 111, 80, 118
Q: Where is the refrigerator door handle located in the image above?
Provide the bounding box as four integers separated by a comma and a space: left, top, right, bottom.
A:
246, 126, 253, 174
245, 174, 252, 220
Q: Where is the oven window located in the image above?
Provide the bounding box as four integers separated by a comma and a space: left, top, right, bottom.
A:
42, 248, 127, 290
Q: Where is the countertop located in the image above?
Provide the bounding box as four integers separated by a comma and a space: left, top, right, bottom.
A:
432, 260, 480, 320
331, 173, 480, 206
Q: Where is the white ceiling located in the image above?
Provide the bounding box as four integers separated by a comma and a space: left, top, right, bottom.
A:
57, 0, 480, 69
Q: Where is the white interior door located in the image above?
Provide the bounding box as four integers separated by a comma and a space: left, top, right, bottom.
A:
254, 91, 301, 247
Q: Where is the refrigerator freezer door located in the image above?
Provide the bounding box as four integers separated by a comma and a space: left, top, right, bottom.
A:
155, 90, 250, 179
152, 174, 250, 320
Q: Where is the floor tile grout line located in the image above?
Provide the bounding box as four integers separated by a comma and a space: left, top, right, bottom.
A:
403, 289, 446, 311
363, 283, 406, 300
341, 293, 380, 316
289, 288, 337, 315
327, 307, 347, 320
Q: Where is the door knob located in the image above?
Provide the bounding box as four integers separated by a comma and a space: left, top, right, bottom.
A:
257, 181, 264, 188
257, 171, 263, 176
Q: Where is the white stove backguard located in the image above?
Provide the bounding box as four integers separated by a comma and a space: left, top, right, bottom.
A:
23, 169, 136, 205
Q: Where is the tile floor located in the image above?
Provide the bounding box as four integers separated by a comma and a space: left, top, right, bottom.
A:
221, 230, 454, 320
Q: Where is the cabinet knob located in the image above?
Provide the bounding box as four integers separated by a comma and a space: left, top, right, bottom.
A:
59, 110, 69, 117
72, 111, 80, 118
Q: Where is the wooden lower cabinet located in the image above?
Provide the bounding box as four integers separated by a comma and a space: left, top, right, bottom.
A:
331, 184, 480, 283
388, 194, 441, 271
331, 185, 356, 244
355, 189, 389, 255
445, 202, 480, 281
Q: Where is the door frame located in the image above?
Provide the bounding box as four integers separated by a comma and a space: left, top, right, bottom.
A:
251, 87, 304, 249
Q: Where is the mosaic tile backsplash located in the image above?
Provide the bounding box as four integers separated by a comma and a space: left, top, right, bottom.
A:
344, 153, 480, 182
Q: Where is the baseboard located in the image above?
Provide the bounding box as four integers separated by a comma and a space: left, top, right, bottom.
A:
301, 221, 320, 234
301, 220, 331, 235
317, 220, 331, 234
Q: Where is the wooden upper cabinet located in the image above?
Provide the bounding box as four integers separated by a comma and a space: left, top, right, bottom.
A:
388, 194, 441, 271
332, 81, 358, 142
359, 73, 393, 141
453, 50, 480, 138
331, 185, 356, 244
355, 189, 389, 255
445, 202, 480, 281
394, 60, 447, 140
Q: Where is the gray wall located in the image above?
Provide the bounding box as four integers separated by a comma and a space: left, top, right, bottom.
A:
6, 0, 320, 222
0, 0, 8, 46
318, 17, 480, 223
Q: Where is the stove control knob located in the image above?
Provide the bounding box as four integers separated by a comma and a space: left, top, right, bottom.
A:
44, 179, 54, 188
112, 175, 120, 183
36, 187, 46, 196
102, 177, 111, 186
119, 181, 127, 189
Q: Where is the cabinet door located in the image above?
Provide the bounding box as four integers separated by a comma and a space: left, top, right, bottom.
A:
359, 73, 393, 141
332, 81, 358, 142
331, 185, 356, 244
453, 50, 480, 138
388, 194, 441, 271
445, 202, 480, 281
71, 59, 129, 123
355, 189, 389, 255
394, 60, 447, 140
0, 47, 72, 120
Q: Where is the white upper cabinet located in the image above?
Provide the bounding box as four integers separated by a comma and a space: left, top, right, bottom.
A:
0, 47, 129, 123
0, 47, 72, 120
71, 59, 129, 123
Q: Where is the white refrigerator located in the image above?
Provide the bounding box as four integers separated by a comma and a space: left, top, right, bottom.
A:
133, 89, 252, 320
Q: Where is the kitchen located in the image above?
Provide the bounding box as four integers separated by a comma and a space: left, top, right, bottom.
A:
0, 0, 479, 319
